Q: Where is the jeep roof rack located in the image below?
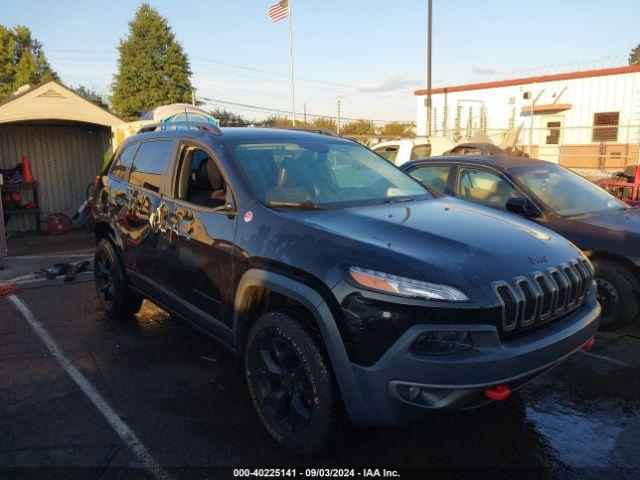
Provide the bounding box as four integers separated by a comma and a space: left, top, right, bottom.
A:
137, 121, 223, 136
280, 126, 340, 137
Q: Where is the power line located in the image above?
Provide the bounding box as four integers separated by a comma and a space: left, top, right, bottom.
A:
198, 96, 413, 124
48, 49, 364, 90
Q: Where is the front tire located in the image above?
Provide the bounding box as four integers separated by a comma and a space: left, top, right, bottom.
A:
94, 239, 143, 319
245, 311, 345, 454
592, 259, 639, 331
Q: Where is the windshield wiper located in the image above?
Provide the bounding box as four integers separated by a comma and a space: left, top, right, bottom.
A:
266, 200, 329, 210
384, 197, 416, 204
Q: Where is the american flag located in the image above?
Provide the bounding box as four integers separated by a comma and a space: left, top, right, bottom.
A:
268, 0, 289, 22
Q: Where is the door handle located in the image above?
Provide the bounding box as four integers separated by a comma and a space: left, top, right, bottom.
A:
149, 201, 168, 232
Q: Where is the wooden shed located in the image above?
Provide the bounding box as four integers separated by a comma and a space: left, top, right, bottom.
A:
0, 80, 123, 232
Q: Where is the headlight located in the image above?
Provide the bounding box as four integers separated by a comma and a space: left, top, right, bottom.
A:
349, 267, 469, 301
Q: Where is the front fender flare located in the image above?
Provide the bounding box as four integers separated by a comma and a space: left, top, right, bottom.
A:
233, 268, 371, 424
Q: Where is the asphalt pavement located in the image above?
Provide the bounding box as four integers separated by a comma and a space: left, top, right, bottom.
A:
1, 268, 639, 479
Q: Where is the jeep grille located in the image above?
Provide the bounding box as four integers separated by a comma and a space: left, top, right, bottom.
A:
493, 258, 594, 335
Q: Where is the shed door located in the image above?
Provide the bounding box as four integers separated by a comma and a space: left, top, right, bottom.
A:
538, 115, 563, 163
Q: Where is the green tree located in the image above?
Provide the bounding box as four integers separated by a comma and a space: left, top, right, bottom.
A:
339, 119, 376, 136
630, 44, 640, 65
210, 108, 250, 126
111, 3, 193, 120
74, 85, 109, 109
13, 49, 38, 87
311, 117, 337, 132
382, 122, 413, 138
0, 25, 57, 99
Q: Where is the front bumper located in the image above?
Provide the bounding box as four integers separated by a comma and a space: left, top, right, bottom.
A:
347, 293, 600, 426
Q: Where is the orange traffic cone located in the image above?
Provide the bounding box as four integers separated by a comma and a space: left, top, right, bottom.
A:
21, 155, 34, 183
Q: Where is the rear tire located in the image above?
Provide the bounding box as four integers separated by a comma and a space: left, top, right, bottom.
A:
94, 239, 143, 319
245, 311, 346, 454
592, 259, 639, 331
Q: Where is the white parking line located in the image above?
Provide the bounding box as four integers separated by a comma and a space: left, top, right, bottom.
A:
7, 295, 172, 480
578, 349, 632, 368
8, 253, 95, 260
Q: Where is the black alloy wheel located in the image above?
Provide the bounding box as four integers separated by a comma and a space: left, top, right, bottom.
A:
248, 327, 314, 433
245, 311, 346, 454
94, 239, 143, 318
95, 247, 116, 309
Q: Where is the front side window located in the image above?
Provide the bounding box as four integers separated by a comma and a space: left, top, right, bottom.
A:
129, 140, 174, 193
229, 139, 429, 207
373, 144, 400, 163
409, 165, 450, 194
456, 167, 522, 212
509, 163, 626, 216
175, 146, 229, 208
110, 143, 137, 180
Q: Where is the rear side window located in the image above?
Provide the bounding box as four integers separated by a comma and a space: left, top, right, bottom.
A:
110, 144, 137, 179
410, 145, 431, 160
129, 140, 174, 193
373, 145, 400, 163
409, 165, 451, 194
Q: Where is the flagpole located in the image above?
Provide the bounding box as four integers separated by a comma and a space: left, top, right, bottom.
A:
288, 0, 295, 125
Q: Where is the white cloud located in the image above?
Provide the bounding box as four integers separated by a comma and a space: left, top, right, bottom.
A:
471, 66, 502, 76
354, 76, 422, 94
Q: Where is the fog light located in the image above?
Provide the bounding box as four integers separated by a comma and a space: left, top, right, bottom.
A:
411, 331, 473, 356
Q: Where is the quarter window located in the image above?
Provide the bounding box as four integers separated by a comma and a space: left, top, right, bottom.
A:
110, 143, 137, 180
129, 140, 174, 193
456, 167, 522, 212
409, 165, 450, 194
592, 112, 619, 142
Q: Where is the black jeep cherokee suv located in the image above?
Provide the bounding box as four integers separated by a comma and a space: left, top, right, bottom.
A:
92, 123, 600, 453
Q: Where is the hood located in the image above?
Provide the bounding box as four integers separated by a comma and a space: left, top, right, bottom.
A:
572, 207, 640, 233
285, 197, 584, 304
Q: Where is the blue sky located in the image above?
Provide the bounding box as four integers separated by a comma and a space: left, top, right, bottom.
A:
3, 0, 640, 122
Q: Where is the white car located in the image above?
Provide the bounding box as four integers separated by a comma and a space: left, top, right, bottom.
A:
371, 137, 455, 166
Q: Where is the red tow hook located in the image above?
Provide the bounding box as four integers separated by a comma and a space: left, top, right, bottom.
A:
582, 336, 596, 351
484, 385, 510, 401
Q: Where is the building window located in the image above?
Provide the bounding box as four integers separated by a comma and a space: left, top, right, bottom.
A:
592, 112, 619, 142
545, 121, 561, 145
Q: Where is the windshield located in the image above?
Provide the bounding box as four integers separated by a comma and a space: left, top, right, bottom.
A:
509, 163, 627, 216
228, 139, 430, 207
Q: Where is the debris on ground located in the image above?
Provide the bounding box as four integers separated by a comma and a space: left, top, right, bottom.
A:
0, 282, 19, 296
40, 260, 91, 282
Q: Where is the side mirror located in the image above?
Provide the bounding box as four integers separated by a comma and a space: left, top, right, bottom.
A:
506, 197, 537, 217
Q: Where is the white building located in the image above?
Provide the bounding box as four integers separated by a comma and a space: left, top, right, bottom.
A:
415, 65, 640, 169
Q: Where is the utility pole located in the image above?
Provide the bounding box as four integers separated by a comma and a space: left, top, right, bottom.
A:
337, 100, 341, 134
303, 103, 307, 124
191, 89, 196, 106
425, 0, 433, 136
289, 0, 296, 125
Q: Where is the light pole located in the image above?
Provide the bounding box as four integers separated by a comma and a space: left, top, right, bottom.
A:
425, 0, 433, 136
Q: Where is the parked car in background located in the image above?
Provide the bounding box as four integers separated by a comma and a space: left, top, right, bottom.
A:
402, 155, 639, 330
93, 124, 599, 453
371, 136, 454, 165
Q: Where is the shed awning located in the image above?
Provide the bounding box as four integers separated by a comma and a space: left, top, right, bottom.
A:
520, 103, 572, 115
0, 80, 123, 127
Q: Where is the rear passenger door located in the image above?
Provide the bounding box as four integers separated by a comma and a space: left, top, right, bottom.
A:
405, 164, 453, 195
119, 139, 178, 293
